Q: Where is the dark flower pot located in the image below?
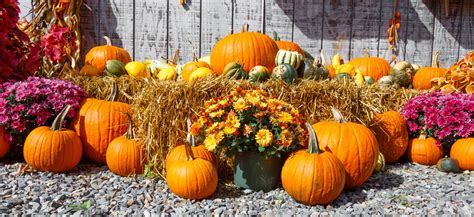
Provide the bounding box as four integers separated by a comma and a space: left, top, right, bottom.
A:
233, 151, 284, 192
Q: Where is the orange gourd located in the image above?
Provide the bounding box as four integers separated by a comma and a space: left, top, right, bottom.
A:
73, 83, 131, 164
106, 113, 147, 176
182, 54, 211, 81
85, 36, 132, 72
406, 135, 443, 165
413, 51, 447, 90
312, 107, 379, 189
281, 123, 346, 205
210, 24, 279, 74
450, 138, 473, 171
23, 105, 82, 172
273, 32, 305, 56
348, 57, 390, 81
0, 126, 10, 158
369, 111, 409, 164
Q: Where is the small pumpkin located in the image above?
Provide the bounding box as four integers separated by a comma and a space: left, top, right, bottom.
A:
182, 54, 211, 81
249, 66, 270, 83
166, 140, 218, 199
273, 32, 305, 56
23, 105, 82, 172
450, 138, 473, 171
272, 64, 297, 85
106, 113, 147, 176
275, 49, 303, 70
312, 107, 379, 189
437, 157, 462, 173
374, 152, 386, 173
378, 75, 395, 86
281, 123, 346, 205
189, 67, 214, 82
125, 61, 150, 78
413, 51, 447, 90
156, 68, 177, 81
406, 134, 443, 166
73, 83, 131, 164
223, 62, 249, 80
105, 60, 126, 77
79, 64, 102, 76
85, 36, 132, 72
348, 57, 390, 81
0, 126, 10, 158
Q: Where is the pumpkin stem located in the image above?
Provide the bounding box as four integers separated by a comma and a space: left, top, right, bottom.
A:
364, 48, 370, 58
106, 81, 118, 101
305, 123, 321, 154
50, 105, 72, 131
273, 31, 280, 41
242, 23, 249, 32
103, 36, 112, 46
123, 112, 134, 140
432, 50, 440, 68
330, 106, 347, 123
185, 119, 196, 147
184, 139, 195, 161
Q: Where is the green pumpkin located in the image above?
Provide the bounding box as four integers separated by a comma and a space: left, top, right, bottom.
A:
223, 62, 249, 80
249, 66, 270, 83
374, 152, 385, 173
334, 72, 351, 81
275, 50, 303, 70
301, 57, 329, 80
105, 60, 126, 77
364, 76, 375, 85
437, 157, 462, 173
272, 64, 297, 85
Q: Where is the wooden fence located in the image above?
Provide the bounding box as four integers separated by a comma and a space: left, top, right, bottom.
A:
19, 0, 473, 68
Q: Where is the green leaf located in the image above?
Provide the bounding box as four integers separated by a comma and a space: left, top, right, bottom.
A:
80, 200, 92, 209
258, 146, 266, 152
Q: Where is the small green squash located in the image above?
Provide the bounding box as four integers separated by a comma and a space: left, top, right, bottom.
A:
364, 76, 375, 85
334, 72, 351, 81
301, 57, 329, 80
249, 66, 270, 83
272, 64, 297, 85
374, 152, 386, 173
378, 75, 395, 86
275, 50, 303, 70
437, 157, 462, 173
223, 62, 249, 80
105, 60, 126, 77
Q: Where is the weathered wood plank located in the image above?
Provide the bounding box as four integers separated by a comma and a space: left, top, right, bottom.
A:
378, 0, 409, 61
81, 0, 101, 62
201, 0, 233, 57
404, 0, 435, 67
321, 0, 352, 61
265, 0, 293, 42
233, 0, 263, 33
293, 0, 324, 58
433, 0, 463, 68
134, 0, 168, 61
168, 0, 200, 62
458, 0, 474, 58
350, 0, 381, 59
100, 0, 135, 59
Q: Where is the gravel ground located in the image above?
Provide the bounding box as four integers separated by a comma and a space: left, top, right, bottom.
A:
0, 162, 472, 216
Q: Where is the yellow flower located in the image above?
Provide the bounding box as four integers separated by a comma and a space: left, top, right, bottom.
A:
218, 98, 230, 107
206, 122, 221, 134
209, 110, 224, 118
278, 112, 293, 123
233, 98, 249, 112
245, 92, 260, 106
243, 124, 253, 136
205, 103, 220, 113
257, 102, 267, 110
224, 111, 241, 135
280, 129, 293, 148
255, 129, 273, 147
204, 132, 224, 151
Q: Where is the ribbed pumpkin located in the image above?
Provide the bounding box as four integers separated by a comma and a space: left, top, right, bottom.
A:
348, 57, 390, 81
106, 113, 147, 176
85, 36, 132, 72
281, 123, 346, 205
312, 107, 379, 189
222, 62, 249, 80
23, 105, 82, 172
0, 126, 10, 158
272, 63, 297, 85
450, 138, 473, 171
210, 24, 279, 74
73, 83, 131, 164
166, 141, 218, 199
369, 111, 409, 164
413, 51, 447, 90
406, 135, 443, 166
437, 157, 461, 173
273, 32, 305, 56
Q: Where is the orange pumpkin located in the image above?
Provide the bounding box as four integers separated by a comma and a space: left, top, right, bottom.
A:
85, 36, 132, 72
0, 126, 10, 158
406, 135, 443, 165
181, 54, 211, 81
79, 64, 102, 76
106, 113, 147, 176
166, 141, 218, 199
273, 32, 305, 56
450, 138, 473, 171
369, 111, 409, 164
23, 105, 82, 172
348, 57, 390, 81
281, 123, 346, 205
413, 51, 447, 90
210, 24, 279, 74
312, 107, 379, 189
73, 83, 131, 164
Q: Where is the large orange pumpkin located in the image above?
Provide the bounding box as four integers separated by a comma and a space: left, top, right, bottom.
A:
312, 107, 379, 189
369, 111, 409, 164
85, 36, 132, 72
106, 113, 147, 176
273, 32, 305, 56
406, 135, 443, 165
0, 126, 10, 158
348, 57, 390, 81
23, 105, 82, 172
413, 51, 447, 90
450, 138, 473, 171
281, 123, 346, 205
210, 24, 279, 74
73, 83, 131, 164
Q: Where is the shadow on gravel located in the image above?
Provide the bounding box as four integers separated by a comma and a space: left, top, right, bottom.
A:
362, 170, 405, 190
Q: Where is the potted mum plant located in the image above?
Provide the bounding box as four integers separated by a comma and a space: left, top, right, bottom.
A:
190, 88, 307, 191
